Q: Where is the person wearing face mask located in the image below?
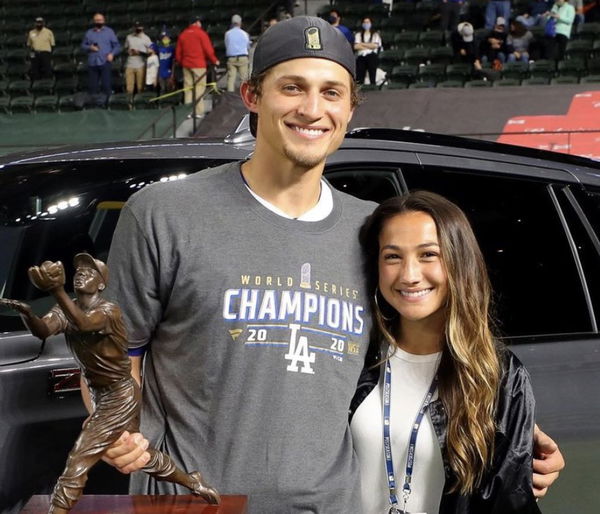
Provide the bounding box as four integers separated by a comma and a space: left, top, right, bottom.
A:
81, 12, 121, 105
354, 17, 382, 85
27, 17, 55, 80
329, 9, 354, 45
157, 31, 176, 94
124, 21, 152, 96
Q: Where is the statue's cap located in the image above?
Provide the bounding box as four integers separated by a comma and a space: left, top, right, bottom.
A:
73, 253, 109, 285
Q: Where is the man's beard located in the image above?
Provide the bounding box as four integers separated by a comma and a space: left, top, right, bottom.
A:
283, 143, 329, 169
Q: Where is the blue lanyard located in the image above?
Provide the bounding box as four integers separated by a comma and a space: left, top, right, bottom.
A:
383, 357, 438, 513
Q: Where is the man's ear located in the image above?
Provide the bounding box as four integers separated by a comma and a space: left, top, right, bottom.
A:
240, 82, 259, 113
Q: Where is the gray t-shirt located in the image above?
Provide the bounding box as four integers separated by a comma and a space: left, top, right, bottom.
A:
125, 32, 151, 68
107, 162, 375, 513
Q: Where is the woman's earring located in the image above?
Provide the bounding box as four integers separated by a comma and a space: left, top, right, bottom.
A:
374, 287, 396, 322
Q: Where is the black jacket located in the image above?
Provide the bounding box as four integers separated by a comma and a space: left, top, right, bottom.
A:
349, 344, 541, 514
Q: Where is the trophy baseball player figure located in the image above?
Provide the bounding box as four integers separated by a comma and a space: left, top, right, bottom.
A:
0, 254, 219, 513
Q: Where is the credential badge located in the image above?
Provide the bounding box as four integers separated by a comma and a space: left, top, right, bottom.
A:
304, 27, 322, 50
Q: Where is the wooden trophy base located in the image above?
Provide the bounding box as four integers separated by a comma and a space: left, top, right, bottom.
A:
22, 494, 248, 513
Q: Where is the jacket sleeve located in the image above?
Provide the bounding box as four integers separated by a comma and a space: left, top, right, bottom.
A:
201, 31, 218, 65
476, 350, 541, 514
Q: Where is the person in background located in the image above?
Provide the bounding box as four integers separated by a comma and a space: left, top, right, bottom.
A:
157, 31, 175, 94
516, 0, 553, 27
224, 14, 250, 93
81, 12, 120, 104
354, 16, 382, 85
475, 16, 509, 70
352, 191, 542, 514
441, 0, 465, 34
27, 16, 55, 80
145, 44, 159, 93
175, 15, 219, 119
124, 21, 152, 96
485, 0, 512, 30
451, 21, 477, 64
507, 19, 535, 62
568, 0, 584, 31
329, 9, 355, 45
544, 0, 575, 59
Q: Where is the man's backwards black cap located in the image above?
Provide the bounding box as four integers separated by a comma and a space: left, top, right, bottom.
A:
251, 16, 356, 79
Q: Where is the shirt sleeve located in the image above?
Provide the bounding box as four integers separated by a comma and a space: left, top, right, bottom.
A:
110, 29, 121, 56
105, 201, 164, 352
43, 305, 69, 336
50, 30, 55, 47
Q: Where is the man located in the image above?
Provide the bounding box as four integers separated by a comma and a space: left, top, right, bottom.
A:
81, 12, 120, 104
27, 17, 55, 80
224, 14, 250, 92
485, 0, 512, 30
124, 21, 151, 96
475, 17, 510, 70
175, 16, 219, 118
102, 16, 564, 514
328, 9, 354, 45
441, 0, 465, 34
0, 255, 218, 513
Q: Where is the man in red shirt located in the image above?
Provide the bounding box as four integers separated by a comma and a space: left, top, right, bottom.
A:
175, 16, 220, 118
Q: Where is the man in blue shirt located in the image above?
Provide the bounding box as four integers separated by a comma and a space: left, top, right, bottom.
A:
81, 12, 121, 103
329, 9, 354, 45
224, 14, 250, 92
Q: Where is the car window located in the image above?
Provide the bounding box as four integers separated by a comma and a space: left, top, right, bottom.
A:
400, 165, 593, 339
325, 168, 403, 203
562, 186, 600, 325
0, 159, 233, 332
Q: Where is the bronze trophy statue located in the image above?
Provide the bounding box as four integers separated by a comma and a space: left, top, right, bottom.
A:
0, 254, 219, 513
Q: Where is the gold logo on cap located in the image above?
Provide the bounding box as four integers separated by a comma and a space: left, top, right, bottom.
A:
305, 27, 322, 50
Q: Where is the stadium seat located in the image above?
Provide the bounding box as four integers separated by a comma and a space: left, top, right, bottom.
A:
55, 77, 78, 95
494, 78, 521, 86
580, 74, 600, 83
385, 81, 409, 89
578, 23, 600, 41
404, 47, 430, 65
0, 79, 8, 96
418, 30, 444, 49
409, 82, 435, 89
565, 40, 593, 60
54, 62, 77, 79
34, 95, 59, 113
550, 76, 579, 85
133, 92, 158, 109
586, 57, 600, 74
418, 63, 446, 83
521, 77, 550, 85
4, 49, 29, 64
9, 96, 34, 113
464, 79, 492, 87
429, 46, 454, 64
52, 47, 74, 65
529, 60, 556, 79
394, 31, 420, 51
108, 93, 131, 110
436, 80, 464, 88
379, 49, 405, 72
557, 58, 586, 78
445, 63, 472, 82
58, 94, 79, 112
0, 97, 9, 114
502, 61, 529, 80
389, 65, 418, 85
31, 79, 55, 96
8, 80, 31, 97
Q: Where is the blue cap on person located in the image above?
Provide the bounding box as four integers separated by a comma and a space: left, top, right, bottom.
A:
251, 16, 356, 79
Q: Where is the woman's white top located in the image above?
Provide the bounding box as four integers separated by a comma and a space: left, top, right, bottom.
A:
351, 347, 445, 514
354, 31, 383, 57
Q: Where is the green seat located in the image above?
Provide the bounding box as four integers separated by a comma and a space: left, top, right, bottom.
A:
34, 95, 59, 112
384, 81, 409, 89
502, 61, 529, 80
108, 93, 132, 110
521, 77, 550, 85
418, 63, 446, 83
390, 65, 418, 85
418, 30, 444, 49
394, 31, 420, 51
0, 97, 10, 114
493, 78, 521, 86
31, 79, 55, 96
404, 47, 430, 65
529, 59, 556, 79
565, 40, 593, 60
55, 77, 78, 95
158, 91, 183, 107
54, 62, 77, 79
52, 46, 74, 65
58, 94, 79, 112
409, 81, 435, 89
578, 23, 600, 41
133, 92, 158, 109
379, 49, 405, 72
464, 79, 492, 87
445, 63, 472, 82
550, 76, 579, 84
557, 58, 586, 78
436, 80, 464, 88
8, 80, 31, 97
429, 46, 453, 64
580, 74, 600, 83
10, 96, 34, 113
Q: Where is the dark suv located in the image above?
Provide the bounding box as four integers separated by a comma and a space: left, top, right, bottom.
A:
1, 130, 599, 514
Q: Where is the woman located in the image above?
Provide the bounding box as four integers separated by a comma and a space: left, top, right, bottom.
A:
354, 17, 382, 85
351, 192, 540, 514
507, 20, 534, 62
